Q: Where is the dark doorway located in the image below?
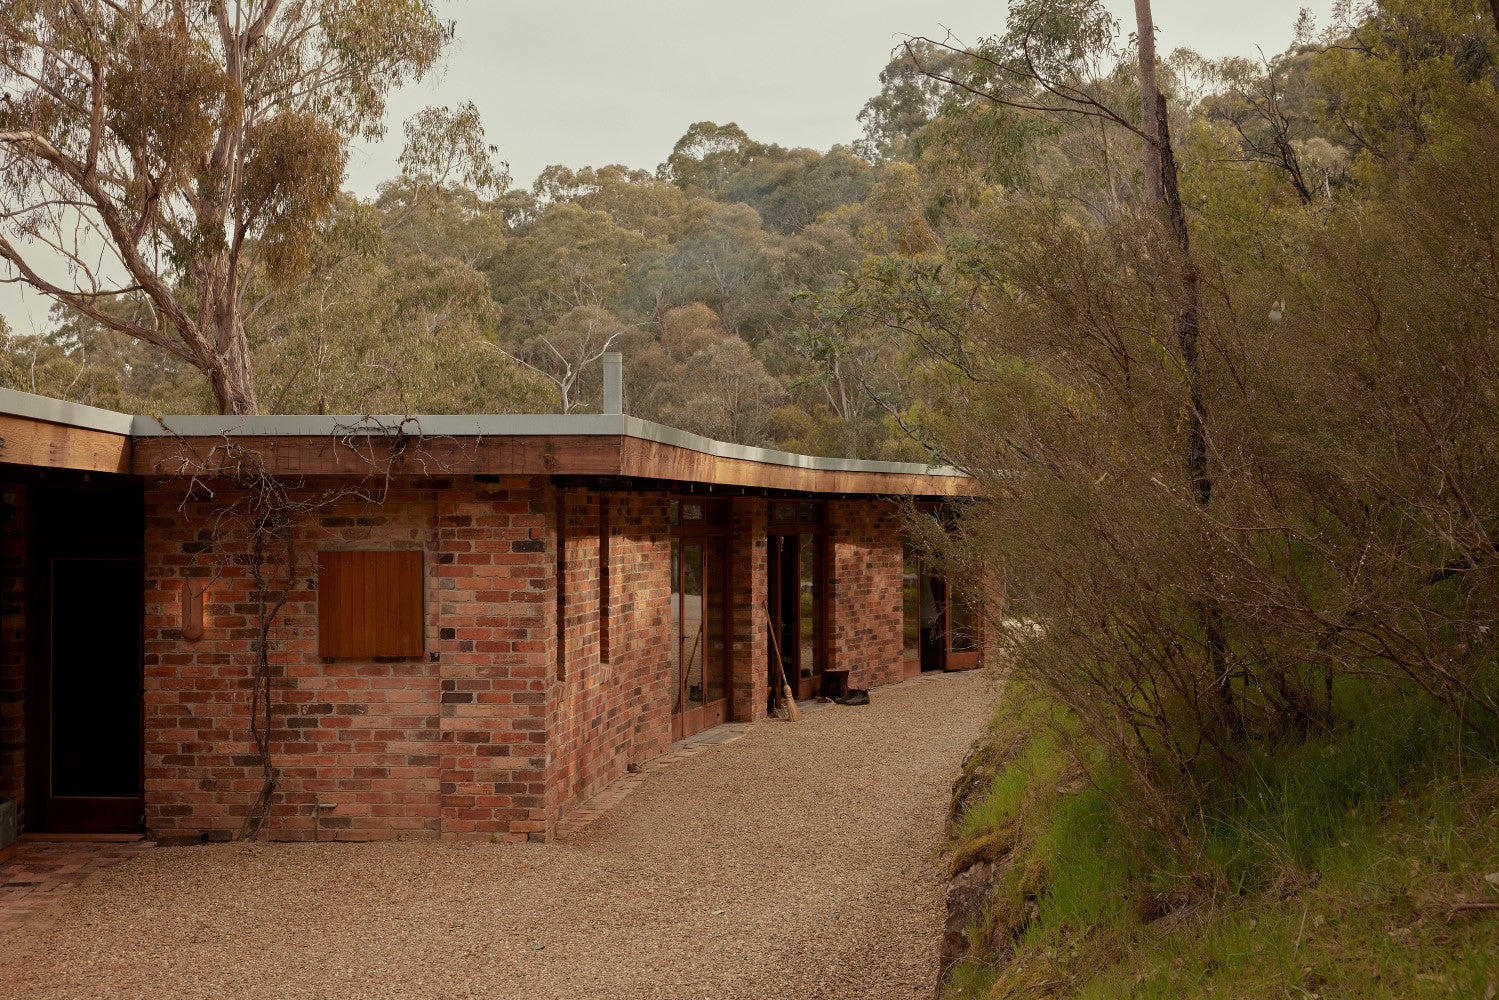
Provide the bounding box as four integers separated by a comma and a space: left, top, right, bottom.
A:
26, 480, 145, 833
766, 502, 826, 712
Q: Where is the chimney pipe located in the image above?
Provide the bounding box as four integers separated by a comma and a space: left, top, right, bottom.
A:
602, 352, 623, 415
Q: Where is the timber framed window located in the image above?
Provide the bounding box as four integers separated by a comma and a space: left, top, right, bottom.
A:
318, 550, 424, 658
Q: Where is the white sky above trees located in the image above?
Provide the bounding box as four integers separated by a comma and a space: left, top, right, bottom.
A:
344, 0, 1326, 193
2, 1, 1325, 336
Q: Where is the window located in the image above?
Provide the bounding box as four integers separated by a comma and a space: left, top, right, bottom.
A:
769, 501, 824, 527
318, 550, 424, 658
670, 498, 727, 527
669, 497, 731, 739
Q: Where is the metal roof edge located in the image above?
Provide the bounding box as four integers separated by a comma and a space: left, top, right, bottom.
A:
616, 416, 967, 480
129, 412, 630, 439
0, 387, 136, 436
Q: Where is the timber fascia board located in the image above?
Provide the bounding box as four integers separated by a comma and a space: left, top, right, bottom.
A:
0, 388, 975, 495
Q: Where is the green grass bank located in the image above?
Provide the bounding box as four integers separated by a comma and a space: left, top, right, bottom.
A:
940, 681, 1499, 999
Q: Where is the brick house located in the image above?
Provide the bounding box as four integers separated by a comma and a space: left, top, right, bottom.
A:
0, 377, 979, 845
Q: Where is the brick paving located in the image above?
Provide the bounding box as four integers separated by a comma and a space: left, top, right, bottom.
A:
0, 841, 151, 933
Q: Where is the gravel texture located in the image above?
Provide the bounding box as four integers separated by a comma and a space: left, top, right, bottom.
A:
0, 669, 994, 1000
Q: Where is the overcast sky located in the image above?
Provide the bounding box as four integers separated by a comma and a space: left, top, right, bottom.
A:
3, 1, 1328, 335
345, 0, 1328, 193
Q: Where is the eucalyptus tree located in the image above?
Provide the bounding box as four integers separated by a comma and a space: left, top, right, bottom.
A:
0, 1, 497, 414
656, 336, 785, 448
530, 164, 689, 242
658, 121, 766, 197
855, 40, 972, 163
805, 1, 1274, 840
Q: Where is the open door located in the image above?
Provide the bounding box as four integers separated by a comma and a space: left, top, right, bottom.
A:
903, 536, 982, 673
765, 506, 827, 710
26, 482, 145, 834
669, 501, 729, 741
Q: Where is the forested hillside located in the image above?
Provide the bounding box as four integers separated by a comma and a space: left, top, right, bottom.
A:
0, 1, 1429, 460
9, 2, 1484, 466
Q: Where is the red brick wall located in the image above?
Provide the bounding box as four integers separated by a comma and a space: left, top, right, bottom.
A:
730, 498, 769, 721
828, 499, 906, 690
435, 479, 556, 842
133, 476, 917, 843
142, 475, 557, 843
547, 491, 672, 819
1, 478, 26, 825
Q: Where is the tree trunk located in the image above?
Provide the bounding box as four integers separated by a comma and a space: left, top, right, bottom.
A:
1133, 0, 1163, 205
1155, 94, 1236, 734
205, 312, 261, 416
1136, 0, 1240, 736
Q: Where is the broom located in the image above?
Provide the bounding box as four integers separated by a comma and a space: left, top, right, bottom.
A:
679, 619, 703, 712
764, 602, 802, 722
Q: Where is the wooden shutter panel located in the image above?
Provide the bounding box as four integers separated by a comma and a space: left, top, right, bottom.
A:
318, 550, 424, 658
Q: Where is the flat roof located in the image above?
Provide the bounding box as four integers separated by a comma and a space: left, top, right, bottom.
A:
0, 388, 975, 497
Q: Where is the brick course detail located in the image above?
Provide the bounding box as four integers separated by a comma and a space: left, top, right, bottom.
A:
143, 476, 559, 843
547, 491, 672, 825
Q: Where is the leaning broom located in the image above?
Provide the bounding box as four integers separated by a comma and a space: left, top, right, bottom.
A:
763, 602, 802, 722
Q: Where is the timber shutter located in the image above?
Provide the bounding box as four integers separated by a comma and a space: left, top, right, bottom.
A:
318, 550, 424, 658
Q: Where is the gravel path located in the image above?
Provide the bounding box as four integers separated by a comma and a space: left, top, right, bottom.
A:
0, 669, 994, 1000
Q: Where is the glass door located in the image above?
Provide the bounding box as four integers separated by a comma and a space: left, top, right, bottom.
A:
945, 579, 981, 671
671, 539, 704, 739
902, 518, 983, 673
670, 501, 729, 740
766, 502, 826, 709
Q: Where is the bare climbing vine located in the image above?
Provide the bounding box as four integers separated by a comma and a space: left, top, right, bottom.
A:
170, 419, 424, 839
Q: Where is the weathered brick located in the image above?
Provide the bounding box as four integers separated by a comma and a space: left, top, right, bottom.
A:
31, 471, 929, 848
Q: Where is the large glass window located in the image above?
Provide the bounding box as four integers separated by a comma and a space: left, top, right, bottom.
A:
799, 533, 821, 679
904, 506, 983, 671
949, 588, 980, 653
705, 537, 728, 705
676, 541, 704, 715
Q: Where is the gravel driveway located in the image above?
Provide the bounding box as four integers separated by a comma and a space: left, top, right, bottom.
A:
1, 669, 993, 1000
